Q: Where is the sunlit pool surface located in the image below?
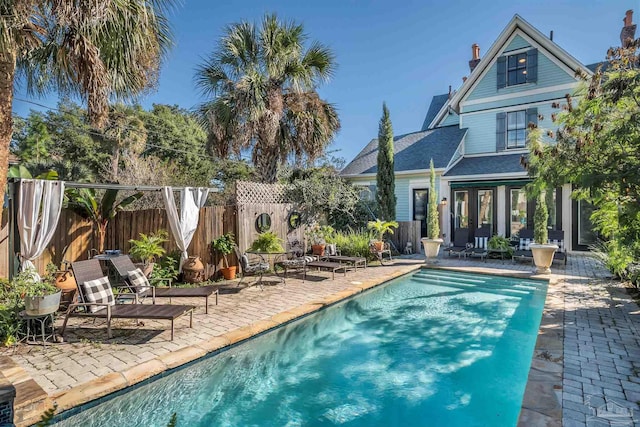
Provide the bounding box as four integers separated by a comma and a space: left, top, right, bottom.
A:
52, 269, 547, 427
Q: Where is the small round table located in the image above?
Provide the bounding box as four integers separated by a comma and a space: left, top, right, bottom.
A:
18, 311, 56, 344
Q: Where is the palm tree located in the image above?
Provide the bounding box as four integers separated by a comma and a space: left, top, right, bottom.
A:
66, 188, 143, 253
195, 14, 340, 183
0, 0, 174, 218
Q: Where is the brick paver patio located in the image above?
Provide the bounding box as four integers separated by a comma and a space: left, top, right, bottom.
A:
1, 251, 639, 426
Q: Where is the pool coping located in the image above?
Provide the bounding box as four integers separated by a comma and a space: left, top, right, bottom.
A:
12, 262, 562, 426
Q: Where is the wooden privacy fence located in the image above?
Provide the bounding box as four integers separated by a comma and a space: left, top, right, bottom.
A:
388, 221, 422, 254
236, 203, 304, 255
0, 206, 236, 278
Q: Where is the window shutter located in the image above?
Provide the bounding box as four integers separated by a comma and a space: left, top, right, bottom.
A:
526, 108, 538, 129
497, 57, 507, 89
526, 49, 538, 83
496, 112, 507, 151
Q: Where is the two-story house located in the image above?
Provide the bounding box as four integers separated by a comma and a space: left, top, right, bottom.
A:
341, 12, 634, 251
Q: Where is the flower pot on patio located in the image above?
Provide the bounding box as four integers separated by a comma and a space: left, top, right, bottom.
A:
24, 291, 62, 316
530, 243, 558, 274
221, 266, 237, 280
312, 244, 326, 256
183, 256, 206, 283
421, 238, 443, 263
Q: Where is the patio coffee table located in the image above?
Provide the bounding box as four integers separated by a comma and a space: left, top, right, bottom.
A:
304, 261, 347, 280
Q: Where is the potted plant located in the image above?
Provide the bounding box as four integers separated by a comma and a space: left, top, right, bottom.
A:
128, 230, 168, 276
17, 266, 61, 316
211, 232, 237, 280
367, 219, 399, 251
250, 231, 285, 253
529, 193, 558, 273
305, 224, 333, 256
488, 235, 514, 259
421, 159, 443, 262
524, 123, 557, 274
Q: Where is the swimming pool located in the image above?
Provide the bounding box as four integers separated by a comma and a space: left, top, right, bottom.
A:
52, 269, 547, 427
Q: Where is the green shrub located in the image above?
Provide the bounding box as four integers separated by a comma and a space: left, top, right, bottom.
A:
0, 277, 23, 347
591, 240, 635, 279
488, 235, 514, 257
150, 252, 180, 286
129, 230, 168, 264
332, 228, 376, 260
250, 232, 284, 253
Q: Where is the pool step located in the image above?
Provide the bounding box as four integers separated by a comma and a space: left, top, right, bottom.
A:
414, 270, 545, 293
410, 275, 537, 298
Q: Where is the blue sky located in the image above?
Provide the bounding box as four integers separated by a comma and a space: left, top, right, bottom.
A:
13, 0, 639, 165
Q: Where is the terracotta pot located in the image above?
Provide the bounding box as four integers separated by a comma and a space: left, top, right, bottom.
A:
183, 256, 206, 283
530, 243, 558, 274
312, 244, 325, 256
221, 266, 237, 280
54, 270, 77, 291
421, 238, 443, 262
373, 241, 384, 252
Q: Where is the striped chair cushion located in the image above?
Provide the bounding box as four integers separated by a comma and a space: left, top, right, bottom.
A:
325, 244, 337, 256
475, 236, 488, 249
80, 276, 115, 313
127, 268, 151, 294
519, 238, 533, 250
548, 239, 565, 251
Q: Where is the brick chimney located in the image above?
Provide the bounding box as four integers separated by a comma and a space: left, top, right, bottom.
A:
620, 10, 636, 47
468, 44, 481, 72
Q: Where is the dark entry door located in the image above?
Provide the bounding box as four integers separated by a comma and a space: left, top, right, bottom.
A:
413, 189, 429, 237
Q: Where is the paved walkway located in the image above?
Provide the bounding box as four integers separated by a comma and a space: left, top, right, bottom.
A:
2, 252, 639, 427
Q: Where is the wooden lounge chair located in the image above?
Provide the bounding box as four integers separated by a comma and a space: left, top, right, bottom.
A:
465, 227, 491, 261
444, 228, 470, 258
62, 259, 195, 340
110, 256, 218, 314
548, 230, 568, 266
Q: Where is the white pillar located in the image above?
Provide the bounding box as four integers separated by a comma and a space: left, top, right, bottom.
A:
562, 184, 573, 251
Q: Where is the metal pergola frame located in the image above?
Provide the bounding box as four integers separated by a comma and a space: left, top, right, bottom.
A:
6, 179, 220, 279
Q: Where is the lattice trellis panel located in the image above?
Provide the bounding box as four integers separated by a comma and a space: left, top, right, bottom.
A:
235, 180, 287, 205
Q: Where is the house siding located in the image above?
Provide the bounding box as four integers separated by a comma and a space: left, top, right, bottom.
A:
467, 45, 577, 102
395, 178, 411, 221
438, 112, 459, 127
462, 87, 577, 113
504, 34, 530, 52
461, 102, 562, 154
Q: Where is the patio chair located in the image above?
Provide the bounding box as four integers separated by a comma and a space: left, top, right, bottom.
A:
548, 230, 568, 266
465, 227, 491, 261
369, 240, 393, 265
234, 246, 269, 290
512, 229, 534, 264
62, 259, 195, 340
444, 228, 470, 258
110, 256, 218, 314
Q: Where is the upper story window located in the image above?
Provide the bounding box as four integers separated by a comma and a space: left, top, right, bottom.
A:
507, 53, 528, 86
507, 110, 527, 148
497, 48, 538, 89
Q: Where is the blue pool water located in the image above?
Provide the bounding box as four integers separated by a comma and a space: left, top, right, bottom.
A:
52, 269, 547, 427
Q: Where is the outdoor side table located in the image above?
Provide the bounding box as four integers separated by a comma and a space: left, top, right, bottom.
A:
487, 248, 510, 262
18, 311, 56, 344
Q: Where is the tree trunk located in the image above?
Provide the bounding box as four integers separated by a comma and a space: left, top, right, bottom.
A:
97, 223, 107, 253
0, 50, 17, 220
112, 145, 120, 180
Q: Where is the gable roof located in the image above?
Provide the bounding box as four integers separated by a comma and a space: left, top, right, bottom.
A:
421, 94, 449, 130
449, 14, 593, 112
444, 153, 526, 177
341, 126, 467, 176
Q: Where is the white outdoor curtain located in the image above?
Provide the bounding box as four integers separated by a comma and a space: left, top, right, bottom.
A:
17, 179, 65, 276
162, 186, 210, 271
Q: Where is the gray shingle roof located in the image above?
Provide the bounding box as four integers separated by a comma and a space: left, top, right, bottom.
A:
421, 94, 449, 130
443, 153, 526, 177
341, 126, 467, 176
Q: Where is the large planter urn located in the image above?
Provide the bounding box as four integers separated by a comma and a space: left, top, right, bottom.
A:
25, 291, 62, 316
183, 256, 206, 283
530, 243, 558, 274
421, 238, 443, 263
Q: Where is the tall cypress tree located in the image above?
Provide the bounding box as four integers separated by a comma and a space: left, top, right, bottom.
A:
376, 102, 396, 220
